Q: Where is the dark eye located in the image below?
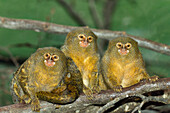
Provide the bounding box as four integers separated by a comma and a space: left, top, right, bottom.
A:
88, 36, 93, 42
80, 36, 84, 38
116, 42, 122, 48
125, 43, 132, 49
44, 53, 50, 59
78, 34, 85, 40
52, 55, 59, 61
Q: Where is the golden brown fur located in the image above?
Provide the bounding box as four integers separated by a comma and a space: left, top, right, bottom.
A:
36, 57, 83, 104
61, 28, 100, 96
99, 37, 149, 90
11, 47, 67, 111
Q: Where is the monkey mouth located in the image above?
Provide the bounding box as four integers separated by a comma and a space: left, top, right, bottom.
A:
79, 40, 90, 48
118, 49, 129, 55
44, 59, 55, 67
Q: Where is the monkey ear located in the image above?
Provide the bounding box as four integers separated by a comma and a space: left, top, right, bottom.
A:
129, 37, 138, 45
93, 33, 98, 39
135, 40, 138, 45
66, 32, 72, 38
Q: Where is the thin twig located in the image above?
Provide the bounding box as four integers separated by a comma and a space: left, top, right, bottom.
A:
103, 0, 117, 29
0, 16, 170, 55
88, 0, 103, 28
56, 0, 87, 26
131, 100, 145, 113
114, 102, 140, 113
0, 46, 19, 67
99, 0, 117, 55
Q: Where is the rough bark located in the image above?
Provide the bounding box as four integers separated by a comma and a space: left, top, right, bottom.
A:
0, 77, 170, 113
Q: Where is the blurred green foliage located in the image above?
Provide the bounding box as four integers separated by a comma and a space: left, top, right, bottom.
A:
112, 0, 170, 77
0, 0, 169, 106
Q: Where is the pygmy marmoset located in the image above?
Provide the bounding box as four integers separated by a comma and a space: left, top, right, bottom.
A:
99, 37, 150, 90
11, 47, 67, 111
61, 28, 100, 96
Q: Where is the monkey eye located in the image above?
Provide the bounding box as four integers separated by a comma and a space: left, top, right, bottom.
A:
87, 36, 93, 42
78, 34, 85, 40
44, 53, 50, 59
52, 55, 59, 61
125, 43, 132, 49
116, 42, 123, 48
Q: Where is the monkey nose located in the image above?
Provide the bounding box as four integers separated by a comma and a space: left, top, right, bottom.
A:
118, 48, 129, 55
79, 40, 90, 48
44, 59, 55, 67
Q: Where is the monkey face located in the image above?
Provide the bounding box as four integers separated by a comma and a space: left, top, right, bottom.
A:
116, 42, 132, 55
78, 34, 93, 48
108, 37, 139, 57
43, 53, 59, 67
65, 28, 98, 51
35, 47, 66, 69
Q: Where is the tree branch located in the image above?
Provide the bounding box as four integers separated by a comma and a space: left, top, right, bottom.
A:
0, 46, 19, 67
103, 0, 117, 29
88, 0, 103, 28
77, 77, 170, 104
0, 77, 169, 112
0, 16, 170, 55
56, 0, 87, 26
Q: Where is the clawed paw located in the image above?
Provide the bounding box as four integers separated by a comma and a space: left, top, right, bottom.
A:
31, 98, 40, 112
91, 86, 100, 94
83, 88, 94, 100
149, 75, 159, 82
140, 78, 147, 82
140, 76, 159, 84
21, 95, 31, 104
112, 85, 123, 92
86, 95, 94, 100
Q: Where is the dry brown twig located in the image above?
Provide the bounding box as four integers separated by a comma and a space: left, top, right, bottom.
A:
0, 16, 169, 55
99, 0, 118, 55
103, 0, 117, 29
56, 0, 87, 26
0, 46, 19, 67
88, 0, 103, 28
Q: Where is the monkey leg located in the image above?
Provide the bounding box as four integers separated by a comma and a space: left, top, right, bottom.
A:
11, 81, 23, 103
89, 72, 100, 94
36, 84, 79, 104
